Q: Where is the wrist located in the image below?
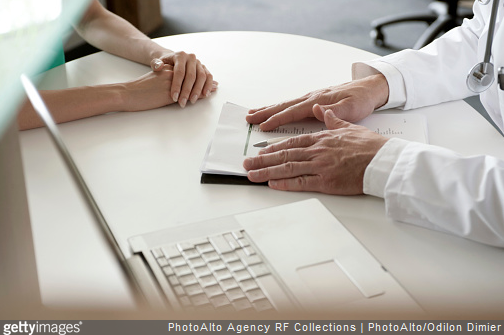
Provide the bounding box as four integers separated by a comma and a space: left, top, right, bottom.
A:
149, 48, 174, 61
98, 83, 128, 112
114, 82, 138, 112
368, 73, 389, 110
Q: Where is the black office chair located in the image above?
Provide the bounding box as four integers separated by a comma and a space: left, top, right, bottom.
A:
370, 0, 474, 50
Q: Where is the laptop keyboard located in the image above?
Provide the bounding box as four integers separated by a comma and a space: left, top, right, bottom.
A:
150, 230, 276, 313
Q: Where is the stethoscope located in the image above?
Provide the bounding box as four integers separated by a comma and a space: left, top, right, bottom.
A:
467, 0, 504, 92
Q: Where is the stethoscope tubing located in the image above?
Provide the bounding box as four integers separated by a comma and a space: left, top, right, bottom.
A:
483, 0, 500, 63
467, 0, 502, 92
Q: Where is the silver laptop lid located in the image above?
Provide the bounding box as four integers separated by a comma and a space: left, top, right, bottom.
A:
20, 74, 144, 304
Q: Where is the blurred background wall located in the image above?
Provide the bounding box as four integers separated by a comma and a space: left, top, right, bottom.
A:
64, 0, 490, 127
67, 0, 438, 58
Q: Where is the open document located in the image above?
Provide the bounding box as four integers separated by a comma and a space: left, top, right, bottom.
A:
201, 102, 428, 182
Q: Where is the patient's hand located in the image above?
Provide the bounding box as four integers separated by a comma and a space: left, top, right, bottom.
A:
122, 65, 218, 112
151, 51, 216, 108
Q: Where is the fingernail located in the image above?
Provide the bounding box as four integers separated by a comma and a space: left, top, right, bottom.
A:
205, 90, 211, 97
154, 60, 163, 69
190, 94, 198, 104
173, 92, 179, 102
180, 98, 187, 108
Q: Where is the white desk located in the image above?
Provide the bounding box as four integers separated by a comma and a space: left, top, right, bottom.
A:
20, 32, 504, 316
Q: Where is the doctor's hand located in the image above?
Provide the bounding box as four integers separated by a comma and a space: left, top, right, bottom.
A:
243, 108, 389, 195
122, 65, 217, 112
246, 74, 389, 131
151, 51, 216, 108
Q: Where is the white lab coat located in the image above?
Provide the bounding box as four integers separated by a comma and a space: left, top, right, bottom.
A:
356, 0, 504, 247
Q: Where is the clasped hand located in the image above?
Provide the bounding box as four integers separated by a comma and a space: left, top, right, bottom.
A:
123, 64, 217, 112
151, 51, 215, 108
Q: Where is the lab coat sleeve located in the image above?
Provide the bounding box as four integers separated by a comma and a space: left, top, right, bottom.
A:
364, 138, 409, 198
352, 61, 407, 110
354, 1, 487, 111
382, 141, 504, 247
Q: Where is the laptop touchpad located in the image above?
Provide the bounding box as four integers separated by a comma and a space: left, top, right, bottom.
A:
297, 260, 367, 306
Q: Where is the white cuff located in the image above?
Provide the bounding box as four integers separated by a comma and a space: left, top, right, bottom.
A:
352, 61, 407, 110
363, 138, 410, 198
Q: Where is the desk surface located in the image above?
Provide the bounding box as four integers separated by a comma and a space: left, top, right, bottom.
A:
20, 31, 504, 316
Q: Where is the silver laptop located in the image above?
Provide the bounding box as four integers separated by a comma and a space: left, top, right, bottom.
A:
21, 74, 423, 316
0, 108, 41, 314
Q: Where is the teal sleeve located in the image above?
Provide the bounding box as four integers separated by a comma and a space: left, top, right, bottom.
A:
45, 39, 66, 71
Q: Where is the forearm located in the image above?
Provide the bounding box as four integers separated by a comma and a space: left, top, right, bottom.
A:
19, 67, 177, 130
354, 2, 485, 111
18, 84, 125, 130
76, 2, 169, 66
